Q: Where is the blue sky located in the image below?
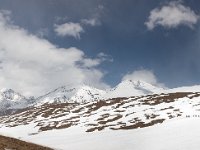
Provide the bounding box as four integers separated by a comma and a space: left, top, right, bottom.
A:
0, 0, 200, 95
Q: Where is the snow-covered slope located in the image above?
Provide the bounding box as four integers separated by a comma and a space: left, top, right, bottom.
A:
0, 92, 200, 149
166, 85, 200, 93
35, 85, 106, 105
104, 80, 165, 98
23, 118, 200, 150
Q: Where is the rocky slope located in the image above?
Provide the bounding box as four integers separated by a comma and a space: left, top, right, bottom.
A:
0, 135, 52, 150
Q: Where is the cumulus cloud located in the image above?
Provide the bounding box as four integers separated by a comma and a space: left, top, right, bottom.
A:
79, 53, 113, 68
122, 69, 165, 87
0, 11, 109, 96
145, 1, 199, 30
54, 22, 84, 39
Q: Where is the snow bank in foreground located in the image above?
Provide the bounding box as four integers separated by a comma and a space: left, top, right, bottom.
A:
0, 118, 198, 150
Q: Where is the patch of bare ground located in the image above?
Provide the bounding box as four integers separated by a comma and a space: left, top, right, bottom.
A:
168, 115, 175, 119
86, 126, 106, 132
0, 135, 52, 150
85, 98, 127, 113
160, 106, 174, 111
174, 109, 180, 112
114, 110, 125, 112
98, 114, 123, 124
110, 119, 165, 130
38, 103, 78, 118
144, 114, 159, 120
38, 115, 80, 131
86, 117, 165, 132
85, 123, 99, 127
142, 92, 192, 105
39, 122, 73, 131
72, 107, 85, 113
188, 93, 200, 99
85, 114, 123, 132
125, 112, 135, 117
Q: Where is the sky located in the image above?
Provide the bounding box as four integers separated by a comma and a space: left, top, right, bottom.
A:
0, 0, 200, 96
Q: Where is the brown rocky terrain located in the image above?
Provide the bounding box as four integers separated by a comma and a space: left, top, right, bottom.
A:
0, 135, 52, 150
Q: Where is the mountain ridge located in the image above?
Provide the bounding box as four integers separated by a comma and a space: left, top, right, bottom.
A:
0, 80, 199, 114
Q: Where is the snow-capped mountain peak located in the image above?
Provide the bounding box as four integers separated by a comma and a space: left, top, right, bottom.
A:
35, 85, 106, 105
0, 88, 26, 102
0, 89, 30, 114
104, 79, 164, 98
115, 79, 155, 89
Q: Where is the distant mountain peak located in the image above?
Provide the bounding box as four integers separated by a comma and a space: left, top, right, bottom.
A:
0, 88, 25, 101
104, 79, 164, 98
34, 84, 106, 105
0, 88, 29, 113
1, 88, 15, 94
119, 79, 154, 86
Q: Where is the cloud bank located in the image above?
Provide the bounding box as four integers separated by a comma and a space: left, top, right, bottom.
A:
0, 11, 109, 96
145, 1, 199, 30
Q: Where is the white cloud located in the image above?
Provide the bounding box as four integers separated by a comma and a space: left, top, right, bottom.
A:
145, 1, 199, 30
0, 11, 109, 96
81, 18, 100, 26
81, 52, 113, 68
54, 22, 84, 39
97, 52, 113, 62
122, 69, 165, 87
81, 4, 104, 27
